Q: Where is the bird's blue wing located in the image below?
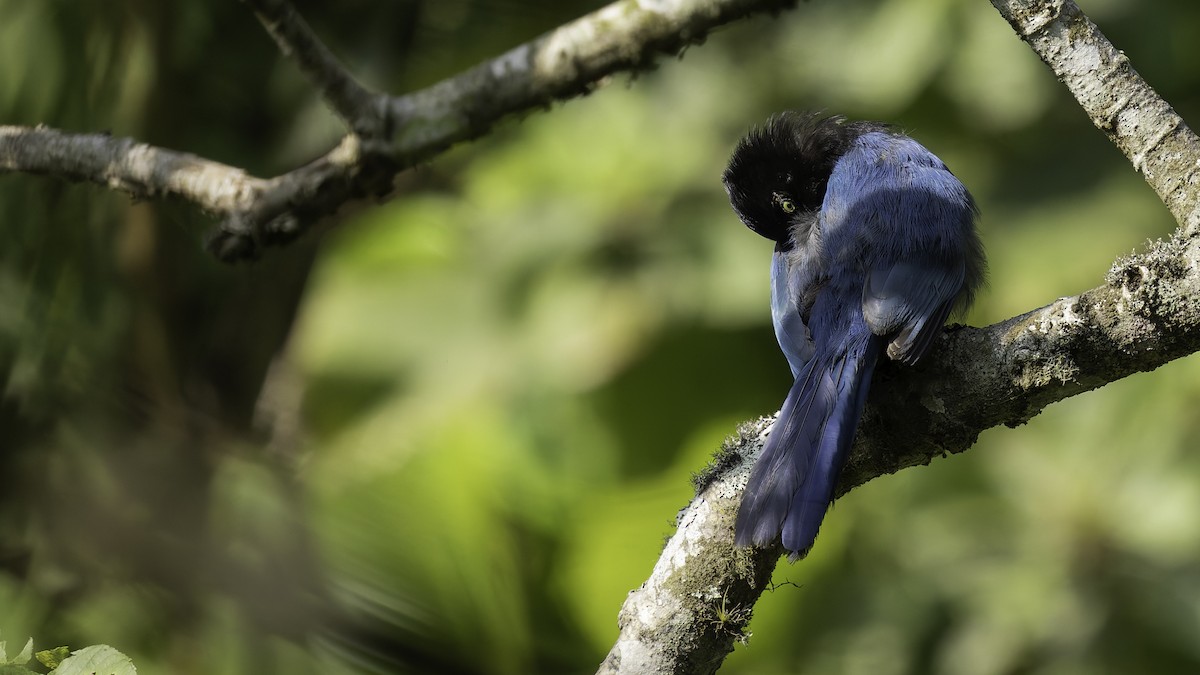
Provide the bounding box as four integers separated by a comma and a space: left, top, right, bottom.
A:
862, 259, 964, 365
771, 249, 815, 378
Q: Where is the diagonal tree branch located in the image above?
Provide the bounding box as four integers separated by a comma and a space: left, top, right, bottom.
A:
0, 0, 800, 262
988, 0, 1200, 235
598, 1, 1200, 672
382, 0, 795, 164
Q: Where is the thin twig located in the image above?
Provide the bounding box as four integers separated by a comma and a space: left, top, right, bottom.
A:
242, 0, 387, 137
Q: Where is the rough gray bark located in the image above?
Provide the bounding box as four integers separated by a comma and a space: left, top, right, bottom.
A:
597, 420, 777, 675
597, 1, 1200, 673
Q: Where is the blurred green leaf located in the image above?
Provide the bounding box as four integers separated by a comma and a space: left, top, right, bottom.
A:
53, 646, 135, 675
34, 647, 69, 671
10, 640, 30, 666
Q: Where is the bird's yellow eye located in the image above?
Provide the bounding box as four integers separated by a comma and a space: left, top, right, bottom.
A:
773, 192, 796, 214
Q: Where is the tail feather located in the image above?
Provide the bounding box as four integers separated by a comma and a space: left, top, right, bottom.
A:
735, 331, 881, 555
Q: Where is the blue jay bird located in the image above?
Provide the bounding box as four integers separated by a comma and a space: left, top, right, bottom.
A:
723, 112, 985, 556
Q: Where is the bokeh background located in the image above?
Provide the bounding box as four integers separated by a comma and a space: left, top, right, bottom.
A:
4, 0, 1200, 673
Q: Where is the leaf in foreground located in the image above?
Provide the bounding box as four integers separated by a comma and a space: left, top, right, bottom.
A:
53, 646, 135, 675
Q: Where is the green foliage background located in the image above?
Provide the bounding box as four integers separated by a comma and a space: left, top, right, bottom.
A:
3, 0, 1200, 673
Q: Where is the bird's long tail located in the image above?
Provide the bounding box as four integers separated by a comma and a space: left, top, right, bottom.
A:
734, 326, 882, 556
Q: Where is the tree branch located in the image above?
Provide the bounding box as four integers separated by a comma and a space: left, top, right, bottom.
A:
384, 0, 796, 164
0, 0, 799, 262
988, 0, 1200, 234
0, 125, 266, 213
598, 1, 1200, 672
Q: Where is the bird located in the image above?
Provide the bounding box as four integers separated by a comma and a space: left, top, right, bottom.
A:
722, 112, 985, 557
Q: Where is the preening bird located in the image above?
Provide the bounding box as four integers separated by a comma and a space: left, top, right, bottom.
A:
723, 112, 985, 557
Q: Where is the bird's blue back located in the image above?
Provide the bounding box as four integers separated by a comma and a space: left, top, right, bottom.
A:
774, 131, 978, 367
